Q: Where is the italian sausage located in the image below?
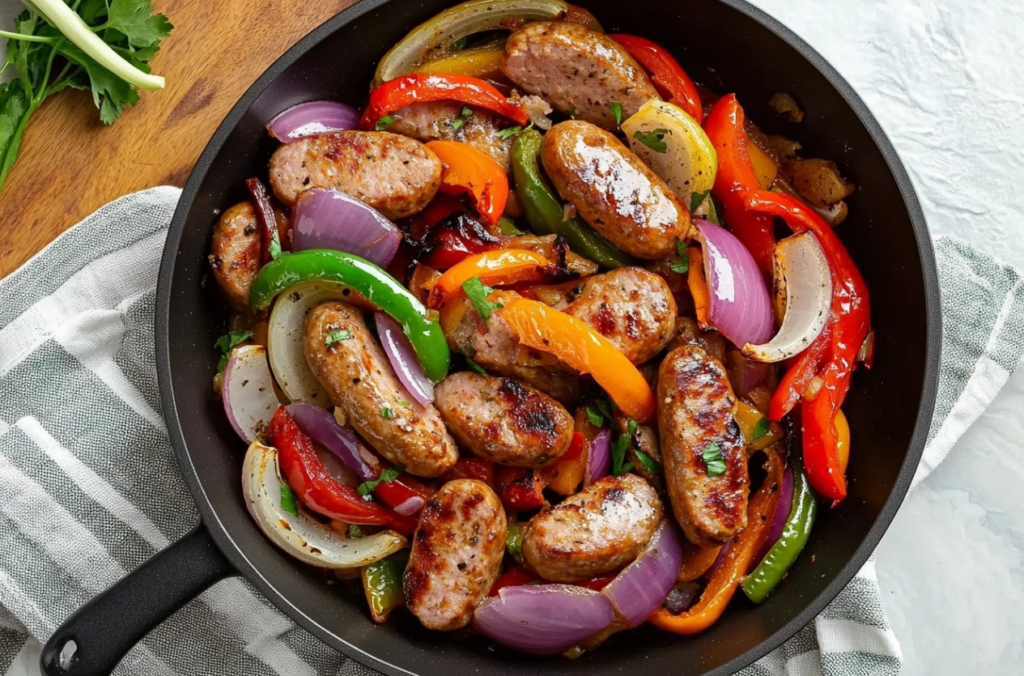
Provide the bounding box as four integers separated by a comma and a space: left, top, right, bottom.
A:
657, 344, 749, 547
208, 201, 261, 313
387, 101, 514, 172
404, 479, 507, 631
304, 301, 457, 478
665, 316, 727, 364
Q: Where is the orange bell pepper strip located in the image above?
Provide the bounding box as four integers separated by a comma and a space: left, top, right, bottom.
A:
499, 298, 656, 424
676, 541, 723, 583
687, 246, 711, 326
426, 141, 509, 226
649, 445, 784, 634
609, 34, 703, 122
429, 249, 549, 308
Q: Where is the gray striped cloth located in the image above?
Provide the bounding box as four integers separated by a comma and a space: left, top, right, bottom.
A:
1, 188, 1021, 676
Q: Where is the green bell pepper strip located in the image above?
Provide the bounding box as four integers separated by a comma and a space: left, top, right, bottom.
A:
249, 249, 451, 382
505, 519, 525, 565
741, 457, 818, 603
361, 548, 410, 623
511, 129, 631, 269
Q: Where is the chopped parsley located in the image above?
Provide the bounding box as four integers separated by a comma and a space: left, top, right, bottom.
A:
609, 102, 623, 127
268, 231, 282, 259
611, 419, 638, 476
324, 330, 353, 346
380, 407, 396, 419
633, 128, 670, 153
689, 189, 710, 213
279, 482, 299, 517
586, 406, 605, 428
670, 251, 690, 274
451, 105, 474, 132
374, 115, 395, 131
585, 397, 614, 428
357, 464, 405, 498
450, 36, 468, 51
702, 442, 727, 477
215, 330, 253, 371
397, 399, 411, 408
753, 417, 771, 440
498, 121, 534, 141
462, 276, 501, 320
347, 524, 364, 538
466, 357, 487, 376
689, 190, 722, 225
634, 449, 660, 475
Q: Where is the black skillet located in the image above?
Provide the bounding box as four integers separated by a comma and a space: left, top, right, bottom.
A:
39, 0, 941, 674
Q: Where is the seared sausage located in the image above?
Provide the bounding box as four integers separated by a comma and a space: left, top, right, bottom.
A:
657, 345, 748, 547
434, 372, 574, 467
388, 102, 514, 172
522, 474, 662, 581
665, 316, 727, 364
269, 131, 441, 219
502, 22, 657, 131
304, 301, 457, 477
542, 121, 690, 259
404, 479, 507, 630
208, 202, 261, 312
439, 290, 580, 404
564, 267, 677, 364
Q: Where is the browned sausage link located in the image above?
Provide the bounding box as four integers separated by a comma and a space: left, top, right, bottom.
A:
304, 301, 457, 478
434, 372, 574, 467
388, 101, 514, 172
268, 131, 441, 219
657, 345, 748, 547
564, 267, 677, 364
542, 121, 690, 260
438, 290, 580, 404
665, 316, 727, 364
404, 479, 507, 630
208, 201, 260, 313
502, 22, 658, 131
522, 474, 662, 582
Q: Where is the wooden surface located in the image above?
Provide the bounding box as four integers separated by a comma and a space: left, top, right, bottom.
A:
0, 0, 357, 277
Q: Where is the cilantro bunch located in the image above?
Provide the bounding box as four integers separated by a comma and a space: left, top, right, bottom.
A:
0, 0, 172, 193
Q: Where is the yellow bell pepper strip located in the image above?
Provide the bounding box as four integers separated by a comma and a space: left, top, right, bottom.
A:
362, 548, 410, 623
426, 140, 509, 226
649, 445, 784, 634
499, 298, 657, 424
835, 408, 850, 474
428, 249, 550, 308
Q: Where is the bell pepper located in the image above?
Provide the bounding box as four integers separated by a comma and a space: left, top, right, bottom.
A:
675, 542, 723, 583
362, 548, 410, 623
741, 457, 818, 603
412, 43, 506, 82
245, 177, 283, 264
249, 249, 450, 382
648, 445, 784, 634
269, 407, 417, 534
742, 191, 871, 501
687, 246, 710, 326
609, 34, 703, 123
359, 73, 530, 131
835, 408, 850, 474
537, 429, 587, 495
499, 298, 657, 424
511, 129, 630, 269
370, 463, 433, 510
505, 519, 525, 563
703, 94, 775, 275
427, 140, 509, 226
408, 193, 466, 244
490, 565, 537, 596
495, 465, 545, 512
440, 456, 496, 487
428, 249, 550, 308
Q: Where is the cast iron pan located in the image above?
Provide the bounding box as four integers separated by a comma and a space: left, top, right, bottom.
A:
40, 0, 941, 674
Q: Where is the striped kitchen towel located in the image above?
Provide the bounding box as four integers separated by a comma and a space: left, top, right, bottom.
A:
1, 188, 1022, 676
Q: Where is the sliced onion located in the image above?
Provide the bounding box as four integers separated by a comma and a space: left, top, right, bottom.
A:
743, 232, 832, 363
286, 402, 381, 481
266, 101, 359, 142
756, 466, 794, 563
694, 219, 774, 349
223, 345, 281, 443
473, 584, 615, 655
291, 189, 400, 268
584, 428, 611, 485
394, 496, 426, 516
242, 440, 406, 568
601, 521, 684, 628
375, 313, 434, 406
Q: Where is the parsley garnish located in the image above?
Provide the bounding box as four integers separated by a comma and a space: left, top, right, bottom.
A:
634, 449, 660, 475
585, 398, 613, 427
324, 330, 352, 346
374, 115, 395, 131
268, 230, 282, 259
633, 128, 670, 153
462, 276, 500, 319
689, 189, 710, 213
347, 524, 364, 538
215, 330, 253, 371
611, 419, 638, 476
466, 357, 487, 376
702, 442, 727, 477
280, 482, 299, 517
397, 399, 411, 407
753, 417, 771, 440
380, 407, 395, 419
586, 406, 605, 428
670, 251, 690, 274
450, 36, 468, 51
609, 102, 623, 127
498, 121, 534, 141
450, 105, 473, 132
357, 464, 405, 498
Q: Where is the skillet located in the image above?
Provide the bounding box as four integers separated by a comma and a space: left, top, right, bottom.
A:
39, 0, 941, 674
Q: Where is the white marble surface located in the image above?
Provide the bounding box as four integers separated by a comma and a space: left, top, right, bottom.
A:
3, 0, 1024, 674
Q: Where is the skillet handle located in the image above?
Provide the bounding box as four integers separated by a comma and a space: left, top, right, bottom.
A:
40, 524, 235, 676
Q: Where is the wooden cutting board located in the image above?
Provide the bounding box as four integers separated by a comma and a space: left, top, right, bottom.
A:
0, 0, 357, 277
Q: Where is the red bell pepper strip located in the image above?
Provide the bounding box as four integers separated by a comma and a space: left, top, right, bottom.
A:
703, 95, 775, 275
742, 191, 872, 502
495, 466, 545, 512
360, 73, 530, 131
427, 140, 510, 226
609, 35, 703, 122
489, 565, 538, 596
268, 407, 417, 533
440, 457, 496, 488
370, 463, 433, 510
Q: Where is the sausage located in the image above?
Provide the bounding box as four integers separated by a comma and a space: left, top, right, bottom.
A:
268, 131, 441, 219
304, 301, 457, 477
657, 345, 749, 547
439, 290, 580, 404
434, 372, 574, 467
563, 267, 677, 364
522, 474, 662, 581
542, 121, 690, 259
665, 316, 727, 364
388, 101, 514, 172
404, 479, 507, 631
502, 22, 657, 131
208, 202, 261, 312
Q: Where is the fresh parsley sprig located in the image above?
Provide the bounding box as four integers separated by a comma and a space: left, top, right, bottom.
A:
357, 464, 405, 498
214, 330, 253, 371
462, 276, 502, 320
611, 419, 638, 476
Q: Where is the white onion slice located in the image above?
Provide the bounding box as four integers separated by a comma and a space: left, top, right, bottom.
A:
242, 440, 406, 568
743, 232, 832, 363
223, 345, 281, 443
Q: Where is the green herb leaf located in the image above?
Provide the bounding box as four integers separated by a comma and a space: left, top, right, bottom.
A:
374, 115, 395, 131
451, 118, 465, 132
450, 36, 468, 51
347, 524, 364, 538
609, 102, 622, 127
676, 238, 687, 257
380, 407, 395, 419
398, 399, 411, 407
498, 125, 522, 141
462, 276, 499, 320
705, 195, 722, 225
633, 128, 670, 153
753, 417, 771, 440
634, 449, 660, 475
214, 329, 253, 371
689, 189, 710, 213
268, 230, 282, 260
670, 251, 690, 274
279, 482, 299, 517
460, 105, 473, 117
702, 442, 727, 477
465, 357, 487, 376
506, 520, 524, 559
357, 463, 405, 498
324, 330, 353, 346
585, 406, 605, 428
107, 0, 174, 48
586, 397, 613, 427
611, 419, 638, 476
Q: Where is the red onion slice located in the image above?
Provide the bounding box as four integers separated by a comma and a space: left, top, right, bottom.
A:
756, 466, 794, 563
694, 218, 774, 348
222, 345, 280, 443
375, 313, 434, 406
285, 402, 381, 481
267, 101, 360, 142
393, 496, 426, 516
474, 584, 615, 655
584, 428, 611, 485
601, 521, 684, 628
291, 189, 401, 268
